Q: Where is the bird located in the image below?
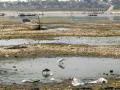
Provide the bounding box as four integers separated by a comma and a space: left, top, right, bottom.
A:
57, 58, 65, 69
42, 68, 50, 78
42, 68, 53, 78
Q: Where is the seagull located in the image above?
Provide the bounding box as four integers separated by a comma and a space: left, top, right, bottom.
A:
57, 58, 65, 69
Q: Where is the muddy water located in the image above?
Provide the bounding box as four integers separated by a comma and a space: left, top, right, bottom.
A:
0, 39, 40, 46
1, 36, 120, 46
54, 36, 120, 45
0, 57, 120, 84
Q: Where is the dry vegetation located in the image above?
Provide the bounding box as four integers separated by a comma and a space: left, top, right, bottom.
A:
1, 23, 120, 39
0, 44, 120, 58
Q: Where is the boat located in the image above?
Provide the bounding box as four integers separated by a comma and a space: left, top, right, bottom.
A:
18, 13, 36, 17
0, 13, 5, 16
88, 13, 98, 16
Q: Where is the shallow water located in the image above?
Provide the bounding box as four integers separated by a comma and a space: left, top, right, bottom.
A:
2, 11, 120, 23
1, 36, 120, 46
0, 57, 120, 84
0, 39, 40, 46
54, 36, 120, 45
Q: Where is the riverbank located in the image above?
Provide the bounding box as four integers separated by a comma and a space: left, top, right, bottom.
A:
0, 78, 120, 90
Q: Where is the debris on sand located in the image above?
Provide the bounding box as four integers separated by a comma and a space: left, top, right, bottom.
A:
71, 77, 84, 86
21, 79, 40, 83
88, 77, 108, 84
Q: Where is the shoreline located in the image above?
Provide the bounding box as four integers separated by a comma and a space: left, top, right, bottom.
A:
0, 78, 120, 90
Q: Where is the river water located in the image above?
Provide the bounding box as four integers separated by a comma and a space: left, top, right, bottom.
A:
0, 57, 120, 84
1, 36, 120, 46
1, 11, 120, 23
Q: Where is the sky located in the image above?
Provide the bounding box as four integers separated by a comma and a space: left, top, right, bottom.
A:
0, 0, 26, 1
0, 0, 70, 2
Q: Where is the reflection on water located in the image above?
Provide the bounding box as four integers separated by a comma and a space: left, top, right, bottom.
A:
0, 57, 120, 84
1, 36, 120, 46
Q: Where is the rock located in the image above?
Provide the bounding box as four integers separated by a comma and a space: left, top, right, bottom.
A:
13, 66, 16, 68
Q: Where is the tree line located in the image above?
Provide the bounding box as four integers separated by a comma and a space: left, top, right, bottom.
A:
0, 0, 120, 10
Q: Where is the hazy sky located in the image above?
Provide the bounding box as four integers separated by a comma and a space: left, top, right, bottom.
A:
0, 0, 70, 2
0, 0, 26, 1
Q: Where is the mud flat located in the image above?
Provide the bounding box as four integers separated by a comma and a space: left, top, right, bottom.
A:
1, 25, 120, 40
0, 78, 120, 90
0, 43, 120, 58
0, 17, 120, 39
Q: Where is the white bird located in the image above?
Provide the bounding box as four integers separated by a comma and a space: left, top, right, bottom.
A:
57, 58, 65, 69
58, 58, 64, 63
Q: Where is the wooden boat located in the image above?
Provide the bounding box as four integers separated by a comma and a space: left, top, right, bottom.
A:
18, 13, 36, 17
